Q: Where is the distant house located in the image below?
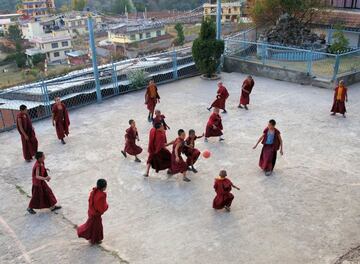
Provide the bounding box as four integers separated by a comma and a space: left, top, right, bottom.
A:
0, 14, 21, 35
17, 0, 56, 18
63, 13, 102, 36
203, 1, 243, 23
66, 50, 89, 65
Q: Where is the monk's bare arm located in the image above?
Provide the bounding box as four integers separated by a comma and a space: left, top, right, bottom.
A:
165, 140, 175, 147
35, 167, 49, 181
175, 143, 181, 161
51, 112, 55, 126
253, 135, 264, 149
278, 134, 284, 155
232, 183, 240, 190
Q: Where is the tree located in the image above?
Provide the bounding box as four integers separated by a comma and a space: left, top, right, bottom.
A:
329, 25, 349, 54
112, 0, 133, 14
32, 53, 46, 66
72, 0, 87, 11
192, 19, 224, 78
6, 25, 23, 44
251, 0, 325, 26
174, 23, 185, 46
15, 53, 27, 68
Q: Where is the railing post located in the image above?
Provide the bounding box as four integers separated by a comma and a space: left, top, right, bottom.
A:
172, 49, 178, 80
112, 62, 119, 95
216, 0, 222, 40
41, 79, 51, 116
87, 14, 102, 103
261, 43, 266, 65
307, 50, 313, 76
332, 54, 340, 81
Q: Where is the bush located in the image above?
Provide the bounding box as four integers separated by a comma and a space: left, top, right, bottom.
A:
175, 23, 185, 46
329, 25, 349, 54
128, 69, 148, 89
15, 53, 27, 68
192, 19, 224, 78
32, 53, 46, 66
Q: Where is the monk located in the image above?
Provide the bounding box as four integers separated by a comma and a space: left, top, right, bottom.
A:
144, 123, 172, 177
331, 80, 348, 118
207, 82, 229, 113
152, 109, 170, 130
16, 104, 38, 162
205, 108, 224, 142
77, 179, 108, 245
52, 97, 70, 144
27, 151, 62, 214
239, 75, 254, 110
145, 80, 160, 122
183, 129, 204, 173
121, 119, 142, 162
253, 119, 284, 176
213, 170, 240, 212
170, 129, 191, 182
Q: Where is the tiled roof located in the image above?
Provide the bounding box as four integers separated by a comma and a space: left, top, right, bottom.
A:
312, 9, 360, 29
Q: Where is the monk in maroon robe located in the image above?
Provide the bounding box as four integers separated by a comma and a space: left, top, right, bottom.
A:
183, 129, 204, 173
239, 76, 254, 110
208, 82, 229, 113
144, 123, 172, 177
145, 80, 160, 122
170, 129, 191, 182
52, 97, 70, 144
253, 119, 284, 176
205, 108, 224, 142
122, 119, 142, 162
213, 170, 240, 212
331, 80, 348, 118
152, 110, 170, 130
27, 151, 61, 214
77, 179, 108, 245
16, 104, 38, 162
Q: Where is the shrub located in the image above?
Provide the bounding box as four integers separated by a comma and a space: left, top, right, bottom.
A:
175, 23, 185, 46
32, 53, 46, 66
128, 69, 148, 89
329, 25, 349, 54
15, 53, 27, 68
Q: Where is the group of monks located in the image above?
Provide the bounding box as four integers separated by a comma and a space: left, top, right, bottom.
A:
15, 75, 349, 245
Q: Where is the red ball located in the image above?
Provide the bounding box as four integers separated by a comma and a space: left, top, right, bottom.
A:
202, 150, 211, 159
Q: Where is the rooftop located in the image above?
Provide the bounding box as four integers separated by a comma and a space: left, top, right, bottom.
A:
32, 32, 72, 44
0, 73, 360, 263
312, 8, 360, 29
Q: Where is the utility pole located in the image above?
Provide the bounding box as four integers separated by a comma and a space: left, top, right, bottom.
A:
216, 0, 222, 40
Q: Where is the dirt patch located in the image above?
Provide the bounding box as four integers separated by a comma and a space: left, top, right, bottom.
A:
335, 246, 360, 264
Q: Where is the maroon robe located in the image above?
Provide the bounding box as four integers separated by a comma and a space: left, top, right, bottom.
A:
170, 137, 188, 174
331, 86, 347, 114
77, 188, 108, 244
205, 113, 223, 138
259, 128, 281, 171
240, 78, 254, 105
211, 85, 229, 110
16, 112, 38, 160
124, 126, 142, 156
52, 103, 70, 140
28, 161, 57, 209
153, 114, 169, 130
147, 128, 171, 172
183, 136, 201, 166
145, 84, 160, 112
213, 178, 234, 209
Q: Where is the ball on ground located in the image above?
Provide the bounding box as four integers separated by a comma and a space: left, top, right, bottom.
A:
202, 150, 211, 159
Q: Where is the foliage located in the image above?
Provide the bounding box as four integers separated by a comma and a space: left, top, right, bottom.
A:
111, 0, 134, 14
192, 19, 224, 78
32, 53, 46, 66
128, 69, 148, 89
71, 0, 87, 11
15, 53, 27, 68
5, 25, 23, 44
329, 25, 350, 54
174, 23, 185, 46
251, 0, 325, 25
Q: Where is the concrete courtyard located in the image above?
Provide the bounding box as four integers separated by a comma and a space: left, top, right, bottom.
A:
0, 72, 360, 264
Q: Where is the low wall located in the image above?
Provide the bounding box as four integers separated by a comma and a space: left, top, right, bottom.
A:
336, 71, 360, 86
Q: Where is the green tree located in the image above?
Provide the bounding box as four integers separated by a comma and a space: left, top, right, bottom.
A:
72, 0, 87, 11
15, 53, 27, 68
174, 23, 185, 46
329, 25, 349, 54
112, 0, 133, 14
6, 25, 23, 44
251, 0, 325, 25
32, 53, 46, 66
192, 19, 224, 78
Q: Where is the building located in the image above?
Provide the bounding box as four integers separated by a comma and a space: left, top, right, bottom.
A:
0, 14, 21, 35
329, 0, 360, 9
203, 1, 243, 23
27, 31, 72, 63
17, 0, 56, 18
108, 22, 166, 45
66, 50, 89, 65
63, 13, 103, 36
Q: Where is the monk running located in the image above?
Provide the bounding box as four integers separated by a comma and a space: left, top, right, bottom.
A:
205, 108, 224, 142
145, 80, 160, 122
213, 170, 240, 212
208, 82, 229, 113
152, 109, 170, 130
122, 119, 142, 162
52, 97, 70, 144
331, 80, 348, 118
239, 76, 254, 110
16, 105, 38, 162
183, 129, 204, 173
253, 119, 284, 176
170, 129, 191, 182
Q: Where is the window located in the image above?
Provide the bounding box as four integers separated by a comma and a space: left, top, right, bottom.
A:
226, 15, 230, 20
61, 41, 68, 47
146, 32, 151, 38
139, 33, 143, 39
130, 34, 136, 40
156, 30, 161, 37
51, 42, 59, 49
54, 52, 60, 57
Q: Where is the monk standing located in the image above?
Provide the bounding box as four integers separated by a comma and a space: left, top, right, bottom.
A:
239, 76, 254, 110
144, 123, 172, 177
331, 80, 348, 118
152, 109, 170, 130
121, 119, 142, 162
52, 97, 70, 144
77, 179, 108, 245
213, 170, 240, 212
27, 151, 62, 214
205, 108, 224, 142
208, 82, 229, 113
183, 129, 204, 173
145, 80, 160, 122
253, 119, 284, 176
16, 105, 38, 162
170, 129, 191, 182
